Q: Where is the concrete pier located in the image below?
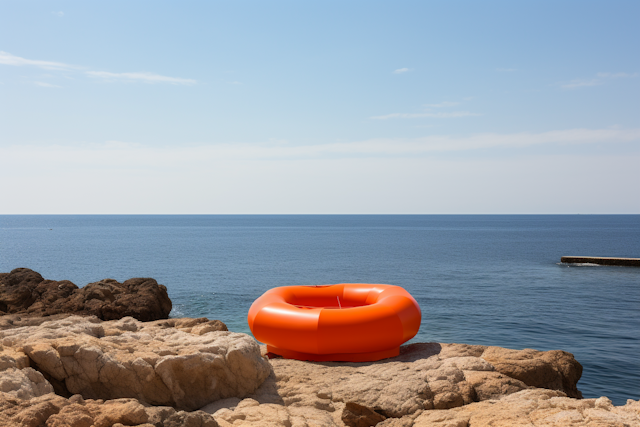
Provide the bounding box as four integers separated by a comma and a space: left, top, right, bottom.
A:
561, 256, 640, 267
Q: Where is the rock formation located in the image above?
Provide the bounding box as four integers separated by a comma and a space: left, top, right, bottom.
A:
0, 317, 638, 426
0, 268, 172, 321
205, 342, 639, 427
0, 315, 270, 411
0, 393, 221, 427
412, 390, 640, 427
248, 342, 582, 416
0, 268, 637, 426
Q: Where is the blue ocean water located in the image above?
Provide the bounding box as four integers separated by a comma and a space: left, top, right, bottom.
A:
0, 215, 638, 405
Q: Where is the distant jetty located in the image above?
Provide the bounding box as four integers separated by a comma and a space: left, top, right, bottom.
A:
561, 256, 640, 267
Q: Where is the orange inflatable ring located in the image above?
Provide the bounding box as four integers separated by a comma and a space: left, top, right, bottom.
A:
248, 283, 421, 362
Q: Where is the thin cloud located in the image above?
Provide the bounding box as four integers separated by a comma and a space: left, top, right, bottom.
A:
11, 128, 635, 164
34, 81, 62, 88
393, 68, 411, 74
371, 111, 480, 120
423, 101, 460, 108
596, 72, 638, 78
562, 72, 638, 89
266, 127, 639, 156
0, 51, 196, 85
52, 11, 64, 17
371, 100, 478, 120
0, 51, 75, 70
299, 128, 639, 156
562, 79, 601, 89
86, 71, 196, 85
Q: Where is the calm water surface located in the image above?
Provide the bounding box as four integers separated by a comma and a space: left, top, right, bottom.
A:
1, 215, 638, 404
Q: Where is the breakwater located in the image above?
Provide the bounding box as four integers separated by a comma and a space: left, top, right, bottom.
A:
561, 256, 640, 267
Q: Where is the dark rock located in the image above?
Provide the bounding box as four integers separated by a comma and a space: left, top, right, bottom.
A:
342, 402, 386, 427
0, 268, 172, 322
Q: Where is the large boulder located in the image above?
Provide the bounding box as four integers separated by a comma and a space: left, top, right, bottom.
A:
481, 346, 583, 398
0, 268, 172, 321
0, 316, 271, 411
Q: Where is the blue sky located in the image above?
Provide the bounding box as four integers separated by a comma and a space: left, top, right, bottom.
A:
1, 1, 638, 213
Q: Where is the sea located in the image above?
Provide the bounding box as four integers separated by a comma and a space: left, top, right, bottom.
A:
0, 215, 638, 405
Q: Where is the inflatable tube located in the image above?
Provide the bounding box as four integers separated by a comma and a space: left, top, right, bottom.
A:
248, 283, 421, 362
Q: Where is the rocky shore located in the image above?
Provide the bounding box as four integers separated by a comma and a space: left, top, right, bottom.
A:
1, 269, 638, 427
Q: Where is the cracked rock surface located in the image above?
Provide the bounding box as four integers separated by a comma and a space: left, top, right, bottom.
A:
0, 316, 637, 427
0, 392, 221, 427
0, 315, 271, 411
202, 343, 638, 427
412, 389, 640, 427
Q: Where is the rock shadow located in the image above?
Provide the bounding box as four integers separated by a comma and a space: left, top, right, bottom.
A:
248, 369, 286, 405
267, 342, 443, 368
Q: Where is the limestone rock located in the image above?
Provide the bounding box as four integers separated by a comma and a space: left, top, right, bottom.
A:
0, 268, 172, 321
0, 306, 628, 427
200, 343, 509, 425
342, 401, 387, 427
376, 416, 418, 427
412, 389, 640, 427
201, 342, 597, 427
0, 315, 270, 411
0, 345, 30, 370
249, 343, 513, 418
0, 392, 70, 427
462, 370, 530, 401
46, 398, 150, 427
160, 410, 220, 427
211, 397, 340, 427
0, 392, 221, 427
0, 367, 53, 399
481, 346, 583, 398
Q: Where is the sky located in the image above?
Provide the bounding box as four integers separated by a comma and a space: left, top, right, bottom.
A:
1, 1, 638, 214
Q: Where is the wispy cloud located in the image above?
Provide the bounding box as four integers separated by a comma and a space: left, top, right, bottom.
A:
3, 138, 638, 214
52, 11, 64, 17
596, 72, 639, 78
256, 127, 639, 155
562, 79, 601, 89
0, 51, 196, 85
371, 100, 479, 120
393, 68, 411, 74
0, 51, 76, 70
34, 81, 62, 88
86, 71, 197, 85
562, 72, 638, 89
4, 129, 638, 164
371, 111, 480, 120
423, 101, 460, 108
